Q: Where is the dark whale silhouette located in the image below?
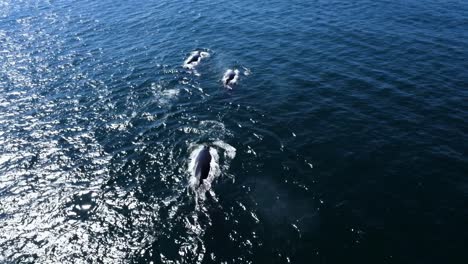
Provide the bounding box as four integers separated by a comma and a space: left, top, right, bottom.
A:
195, 146, 212, 186
224, 71, 236, 85
222, 69, 240, 87
186, 51, 201, 65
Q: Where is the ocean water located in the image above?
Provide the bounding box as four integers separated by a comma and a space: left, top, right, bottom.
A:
0, 0, 467, 263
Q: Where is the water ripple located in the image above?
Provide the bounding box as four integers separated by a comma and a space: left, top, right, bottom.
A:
1, 0, 467, 263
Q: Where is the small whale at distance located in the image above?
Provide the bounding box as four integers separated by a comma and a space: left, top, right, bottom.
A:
183, 50, 210, 69
222, 69, 240, 89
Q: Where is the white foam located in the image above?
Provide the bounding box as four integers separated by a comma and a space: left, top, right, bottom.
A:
161, 88, 180, 99
212, 140, 237, 160
199, 52, 210, 58
242, 66, 251, 76
156, 88, 180, 106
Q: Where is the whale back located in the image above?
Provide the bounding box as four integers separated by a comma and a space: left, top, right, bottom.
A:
195, 146, 212, 185
224, 71, 234, 84
187, 53, 200, 64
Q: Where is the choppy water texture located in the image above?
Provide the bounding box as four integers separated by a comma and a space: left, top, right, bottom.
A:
1, 0, 467, 263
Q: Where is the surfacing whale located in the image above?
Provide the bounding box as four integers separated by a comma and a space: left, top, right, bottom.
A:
183, 50, 210, 69
194, 145, 212, 186
222, 69, 240, 88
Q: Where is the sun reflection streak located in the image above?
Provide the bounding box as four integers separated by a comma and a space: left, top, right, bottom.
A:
0, 1, 265, 263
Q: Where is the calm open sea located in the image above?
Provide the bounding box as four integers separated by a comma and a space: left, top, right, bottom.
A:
0, 0, 467, 263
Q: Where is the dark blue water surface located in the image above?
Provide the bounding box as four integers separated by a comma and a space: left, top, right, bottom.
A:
1, 0, 467, 263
